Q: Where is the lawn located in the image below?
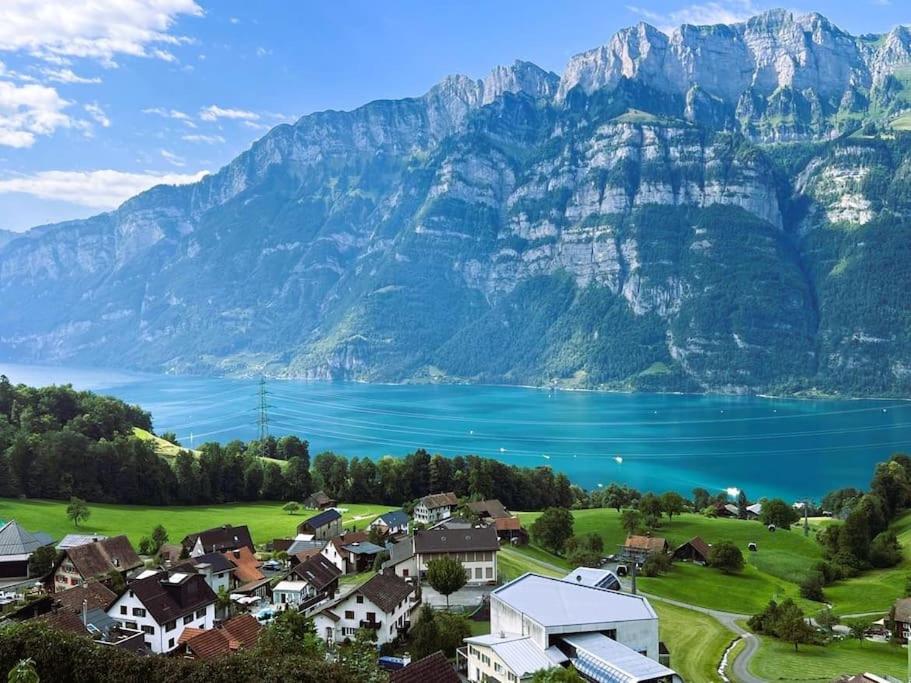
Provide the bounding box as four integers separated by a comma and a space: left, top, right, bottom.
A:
0, 498, 395, 547
652, 601, 733, 683
133, 427, 287, 468
498, 545, 570, 581
749, 637, 907, 682
638, 562, 813, 615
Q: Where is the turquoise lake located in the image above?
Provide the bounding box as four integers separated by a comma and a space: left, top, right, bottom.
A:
3, 362, 910, 502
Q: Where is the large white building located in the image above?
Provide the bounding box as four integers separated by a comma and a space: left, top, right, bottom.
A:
413, 492, 458, 525
311, 572, 417, 647
463, 572, 679, 683
107, 569, 217, 654
385, 526, 500, 586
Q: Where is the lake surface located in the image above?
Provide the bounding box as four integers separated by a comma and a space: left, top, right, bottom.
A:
3, 362, 910, 501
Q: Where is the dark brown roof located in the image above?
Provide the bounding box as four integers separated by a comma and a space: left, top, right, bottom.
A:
467, 499, 511, 519
304, 491, 335, 507
419, 492, 458, 510
54, 582, 117, 613
623, 535, 668, 553
222, 614, 261, 648
414, 526, 500, 554
38, 610, 89, 636
126, 570, 216, 624
391, 652, 459, 683
172, 551, 235, 575
63, 535, 142, 579
272, 538, 294, 553
157, 543, 182, 565
182, 525, 254, 554
357, 573, 413, 614
674, 536, 711, 559
328, 531, 369, 553
291, 553, 341, 591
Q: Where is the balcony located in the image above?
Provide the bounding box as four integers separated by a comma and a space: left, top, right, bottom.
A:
359, 620, 381, 630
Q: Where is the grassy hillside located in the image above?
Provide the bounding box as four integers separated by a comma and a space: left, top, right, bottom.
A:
133, 427, 288, 468
653, 601, 733, 683
0, 498, 394, 547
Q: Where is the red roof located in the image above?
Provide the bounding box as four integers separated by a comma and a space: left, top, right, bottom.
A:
180, 614, 261, 660
224, 546, 264, 583
390, 652, 459, 683
494, 517, 523, 531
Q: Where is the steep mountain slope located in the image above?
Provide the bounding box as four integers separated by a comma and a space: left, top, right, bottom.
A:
2, 10, 911, 396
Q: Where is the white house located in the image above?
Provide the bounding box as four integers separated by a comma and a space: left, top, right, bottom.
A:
273, 580, 310, 608
414, 527, 499, 585
413, 492, 458, 525
311, 573, 417, 647
368, 509, 410, 537
462, 571, 679, 683
107, 569, 217, 654
171, 551, 235, 595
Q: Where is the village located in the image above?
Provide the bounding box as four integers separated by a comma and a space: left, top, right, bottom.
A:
2, 486, 907, 683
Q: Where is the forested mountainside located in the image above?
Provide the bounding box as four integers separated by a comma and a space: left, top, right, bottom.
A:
2, 9, 911, 395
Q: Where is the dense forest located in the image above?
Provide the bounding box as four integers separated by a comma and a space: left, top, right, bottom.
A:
0, 378, 574, 510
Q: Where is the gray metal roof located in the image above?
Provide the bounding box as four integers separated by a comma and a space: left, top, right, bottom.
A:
464, 634, 557, 677
287, 539, 326, 556
373, 510, 410, 527
0, 520, 53, 557
562, 632, 677, 682
492, 573, 656, 628
563, 567, 621, 591
343, 541, 384, 555
56, 534, 108, 551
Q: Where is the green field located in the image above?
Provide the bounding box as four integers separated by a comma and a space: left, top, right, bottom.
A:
0, 498, 395, 547
517, 508, 823, 613
498, 545, 571, 581
133, 427, 288, 468
749, 637, 907, 682
653, 601, 732, 683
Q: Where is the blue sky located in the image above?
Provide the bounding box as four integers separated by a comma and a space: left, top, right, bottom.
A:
0, 0, 905, 232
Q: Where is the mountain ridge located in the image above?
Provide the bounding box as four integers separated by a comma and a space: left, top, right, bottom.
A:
2, 9, 911, 396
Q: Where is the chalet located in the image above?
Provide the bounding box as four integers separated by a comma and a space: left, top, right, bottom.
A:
672, 537, 711, 564
52, 536, 142, 591
369, 510, 410, 537
413, 492, 458, 525
0, 520, 54, 580
53, 581, 117, 614
289, 553, 341, 606
178, 613, 261, 660
107, 568, 216, 654
711, 502, 736, 518
312, 573, 417, 647
890, 597, 911, 642
296, 509, 342, 540
407, 526, 499, 585
466, 499, 511, 521
462, 572, 679, 682
619, 535, 668, 565
304, 491, 336, 510
321, 532, 385, 574
182, 525, 254, 557
390, 651, 459, 683
171, 551, 235, 594
746, 503, 762, 520
563, 567, 621, 592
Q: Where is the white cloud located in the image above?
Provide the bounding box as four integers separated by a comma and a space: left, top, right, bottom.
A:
40, 67, 101, 84
84, 102, 110, 127
0, 0, 203, 65
255, 47, 271, 58
0, 79, 71, 147
627, 1, 758, 33
199, 104, 259, 122
182, 133, 224, 144
0, 169, 208, 208
242, 120, 270, 131
160, 149, 185, 167
142, 106, 195, 127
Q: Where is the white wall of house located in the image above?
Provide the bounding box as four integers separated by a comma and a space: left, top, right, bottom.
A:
388, 554, 418, 580
413, 503, 453, 525
465, 642, 525, 683
320, 543, 346, 574
417, 550, 497, 584
194, 565, 232, 594
315, 591, 413, 647
273, 582, 309, 607
107, 590, 215, 654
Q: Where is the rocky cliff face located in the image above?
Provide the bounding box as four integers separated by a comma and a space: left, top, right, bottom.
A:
2, 10, 911, 396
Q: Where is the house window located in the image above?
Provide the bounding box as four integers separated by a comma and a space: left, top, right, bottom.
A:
132, 607, 146, 617
367, 612, 376, 622
183, 615, 193, 624
485, 567, 493, 579
165, 620, 176, 632
141, 625, 154, 635
196, 609, 205, 619
402, 569, 409, 577
119, 606, 127, 615
356, 595, 363, 604
474, 567, 482, 579
168, 638, 175, 649
345, 610, 354, 620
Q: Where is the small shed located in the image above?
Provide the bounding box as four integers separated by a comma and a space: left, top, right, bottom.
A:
671, 536, 711, 564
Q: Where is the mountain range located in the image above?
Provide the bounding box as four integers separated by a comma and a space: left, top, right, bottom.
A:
3, 9, 911, 396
